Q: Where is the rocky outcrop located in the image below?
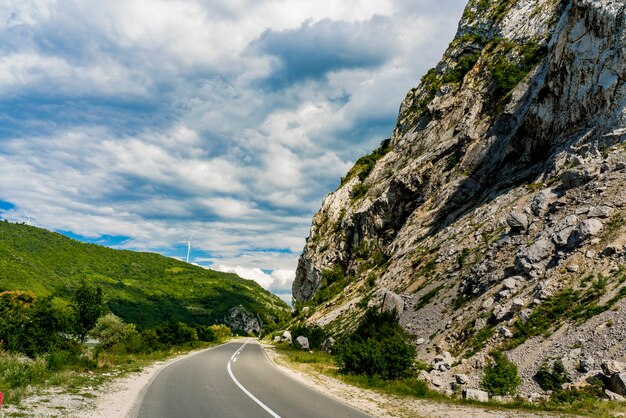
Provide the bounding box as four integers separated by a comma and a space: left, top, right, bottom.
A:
294, 0, 626, 398
222, 305, 262, 335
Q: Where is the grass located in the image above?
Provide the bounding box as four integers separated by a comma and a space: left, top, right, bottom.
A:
0, 341, 222, 409
272, 345, 626, 417
415, 284, 444, 310
500, 273, 626, 351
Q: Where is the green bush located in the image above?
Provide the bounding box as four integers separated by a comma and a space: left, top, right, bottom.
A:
335, 309, 416, 380
536, 359, 569, 391
480, 352, 521, 396
196, 325, 217, 342
89, 313, 126, 349
0, 291, 71, 357
155, 321, 198, 346
290, 324, 326, 349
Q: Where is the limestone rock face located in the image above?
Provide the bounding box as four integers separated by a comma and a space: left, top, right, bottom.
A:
293, 0, 626, 398
223, 305, 262, 335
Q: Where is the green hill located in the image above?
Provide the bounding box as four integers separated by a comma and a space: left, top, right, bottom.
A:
0, 221, 290, 331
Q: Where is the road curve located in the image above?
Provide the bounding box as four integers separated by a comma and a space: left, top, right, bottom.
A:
135, 339, 372, 418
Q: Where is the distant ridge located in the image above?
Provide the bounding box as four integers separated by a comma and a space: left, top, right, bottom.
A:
0, 221, 290, 332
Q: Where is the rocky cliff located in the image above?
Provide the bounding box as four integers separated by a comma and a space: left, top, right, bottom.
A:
293, 0, 626, 396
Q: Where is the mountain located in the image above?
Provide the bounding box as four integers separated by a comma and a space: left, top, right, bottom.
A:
294, 0, 626, 395
0, 221, 290, 333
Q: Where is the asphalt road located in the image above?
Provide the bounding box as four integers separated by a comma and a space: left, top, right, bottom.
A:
135, 339, 372, 418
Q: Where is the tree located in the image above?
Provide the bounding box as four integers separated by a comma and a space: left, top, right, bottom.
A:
71, 280, 105, 342
90, 313, 126, 349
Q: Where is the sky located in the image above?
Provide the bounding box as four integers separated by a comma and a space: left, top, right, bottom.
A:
0, 0, 467, 304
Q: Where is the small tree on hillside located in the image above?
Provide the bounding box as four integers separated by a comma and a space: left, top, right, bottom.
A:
72, 280, 105, 342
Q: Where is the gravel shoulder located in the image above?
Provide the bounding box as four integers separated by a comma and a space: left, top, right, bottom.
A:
2, 346, 219, 417
3, 341, 569, 417
261, 344, 570, 418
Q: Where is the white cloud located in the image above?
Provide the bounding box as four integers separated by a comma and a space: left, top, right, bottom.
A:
0, 0, 468, 302
214, 265, 295, 295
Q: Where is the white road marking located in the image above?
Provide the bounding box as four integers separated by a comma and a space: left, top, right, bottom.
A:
227, 339, 281, 418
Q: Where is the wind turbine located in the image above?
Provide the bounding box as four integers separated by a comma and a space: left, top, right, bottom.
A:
24, 211, 35, 226
186, 235, 193, 263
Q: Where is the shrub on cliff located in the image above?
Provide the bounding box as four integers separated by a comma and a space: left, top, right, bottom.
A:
481, 352, 521, 396
335, 308, 415, 379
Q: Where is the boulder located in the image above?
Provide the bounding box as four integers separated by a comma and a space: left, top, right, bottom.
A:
282, 330, 292, 343
433, 351, 455, 368
431, 375, 444, 387
531, 191, 556, 216
492, 395, 514, 403
418, 370, 432, 383
503, 277, 518, 290
463, 389, 489, 402
381, 289, 405, 314
602, 359, 625, 376
606, 389, 626, 402
507, 211, 529, 232
516, 237, 554, 274
455, 374, 469, 385
588, 206, 615, 218
569, 219, 603, 247
512, 298, 525, 311
610, 372, 626, 396
320, 337, 336, 352
577, 218, 604, 239
294, 336, 310, 350
416, 338, 426, 345
497, 326, 513, 338
579, 357, 596, 373
273, 335, 282, 343
561, 167, 598, 190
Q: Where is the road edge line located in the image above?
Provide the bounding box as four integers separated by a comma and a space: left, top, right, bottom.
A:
227, 339, 282, 418
257, 341, 374, 418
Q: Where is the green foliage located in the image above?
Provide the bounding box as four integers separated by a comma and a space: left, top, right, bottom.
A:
0, 222, 290, 331
155, 320, 198, 346
0, 291, 71, 357
335, 309, 416, 380
341, 138, 392, 187
441, 52, 481, 85
480, 352, 521, 396
489, 41, 547, 98
72, 280, 105, 343
415, 285, 444, 310
290, 324, 326, 349
47, 349, 97, 372
457, 247, 472, 267
309, 265, 351, 306
350, 183, 370, 200
89, 313, 127, 349
536, 360, 569, 391
465, 325, 495, 358
504, 278, 626, 350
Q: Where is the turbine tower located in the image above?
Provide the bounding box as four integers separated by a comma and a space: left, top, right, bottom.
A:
24, 211, 35, 226
186, 235, 193, 263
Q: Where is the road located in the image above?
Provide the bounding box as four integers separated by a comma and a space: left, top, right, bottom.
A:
135, 339, 372, 418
